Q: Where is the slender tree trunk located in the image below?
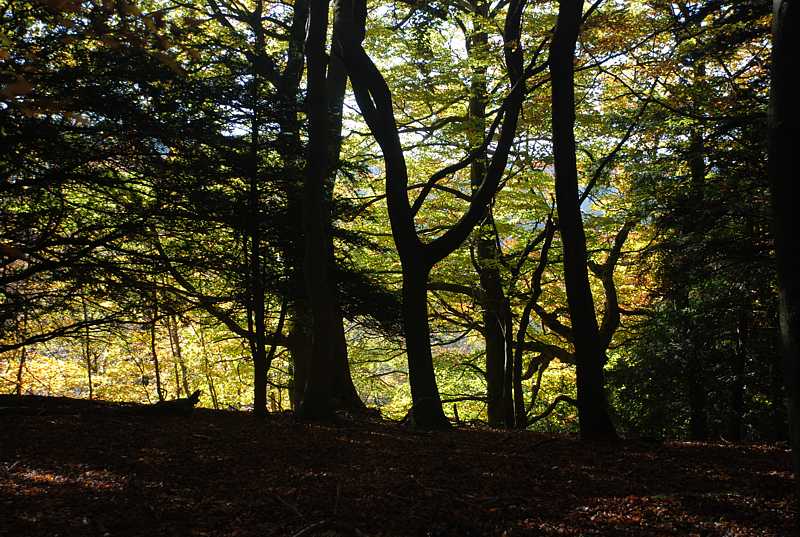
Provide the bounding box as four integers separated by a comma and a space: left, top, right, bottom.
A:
476, 220, 509, 426
403, 264, 450, 428
15, 345, 26, 396
681, 141, 707, 440
168, 315, 191, 396
197, 327, 219, 410
150, 314, 164, 402
248, 185, 268, 416
515, 220, 556, 428
679, 294, 707, 440
727, 311, 748, 441
687, 354, 708, 440
768, 0, 799, 506
770, 352, 788, 441
508, 304, 525, 428
81, 296, 93, 400
247, 0, 270, 418
549, 0, 617, 440
277, 0, 310, 412
464, 2, 509, 429
297, 0, 337, 420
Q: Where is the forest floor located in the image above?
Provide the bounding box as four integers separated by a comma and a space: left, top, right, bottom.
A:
0, 396, 795, 537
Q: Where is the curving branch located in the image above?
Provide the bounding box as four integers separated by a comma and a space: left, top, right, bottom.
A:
588, 220, 635, 354
527, 394, 577, 424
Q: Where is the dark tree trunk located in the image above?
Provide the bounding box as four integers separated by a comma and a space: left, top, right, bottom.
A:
727, 311, 748, 442
249, 274, 268, 417
676, 292, 707, 440
476, 207, 510, 426
287, 303, 313, 409
149, 314, 164, 402
513, 219, 556, 428
168, 315, 191, 397
324, 10, 365, 413
276, 0, 311, 413
331, 307, 366, 411
15, 345, 26, 396
549, 0, 617, 441
81, 296, 93, 400
403, 264, 450, 428
276, 0, 362, 415
508, 303, 525, 428
249, 0, 268, 418
687, 355, 708, 440
297, 0, 337, 420
770, 352, 788, 441
680, 73, 708, 441
768, 0, 800, 505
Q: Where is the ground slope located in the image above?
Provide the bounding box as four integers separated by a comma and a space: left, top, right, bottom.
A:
0, 397, 795, 536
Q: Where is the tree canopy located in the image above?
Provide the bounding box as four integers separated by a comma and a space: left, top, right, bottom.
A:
0, 0, 790, 453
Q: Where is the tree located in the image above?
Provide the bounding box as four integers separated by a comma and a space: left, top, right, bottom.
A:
335, 0, 527, 428
0, 0, 371, 415
606, 0, 782, 442
768, 0, 799, 505
549, 0, 617, 440
464, 0, 516, 428
296, 0, 339, 419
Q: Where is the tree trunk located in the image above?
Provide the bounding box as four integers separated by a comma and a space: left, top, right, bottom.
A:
727, 311, 747, 442
403, 264, 450, 429
297, 0, 337, 420
15, 345, 26, 396
168, 315, 191, 396
287, 303, 313, 409
770, 352, 788, 441
197, 327, 220, 410
465, 5, 508, 428
324, 8, 365, 413
331, 306, 366, 411
768, 0, 799, 506
276, 0, 310, 413
508, 304, 525, 428
687, 354, 708, 440
549, 0, 617, 441
81, 296, 93, 400
474, 181, 510, 427
335, 0, 525, 428
247, 0, 269, 418
149, 315, 164, 402
275, 0, 362, 415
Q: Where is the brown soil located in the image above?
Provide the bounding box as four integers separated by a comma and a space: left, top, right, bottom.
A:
0, 396, 795, 536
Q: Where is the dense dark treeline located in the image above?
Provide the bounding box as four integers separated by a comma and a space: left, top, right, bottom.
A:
768, 0, 799, 504
0, 0, 793, 478
608, 0, 785, 442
